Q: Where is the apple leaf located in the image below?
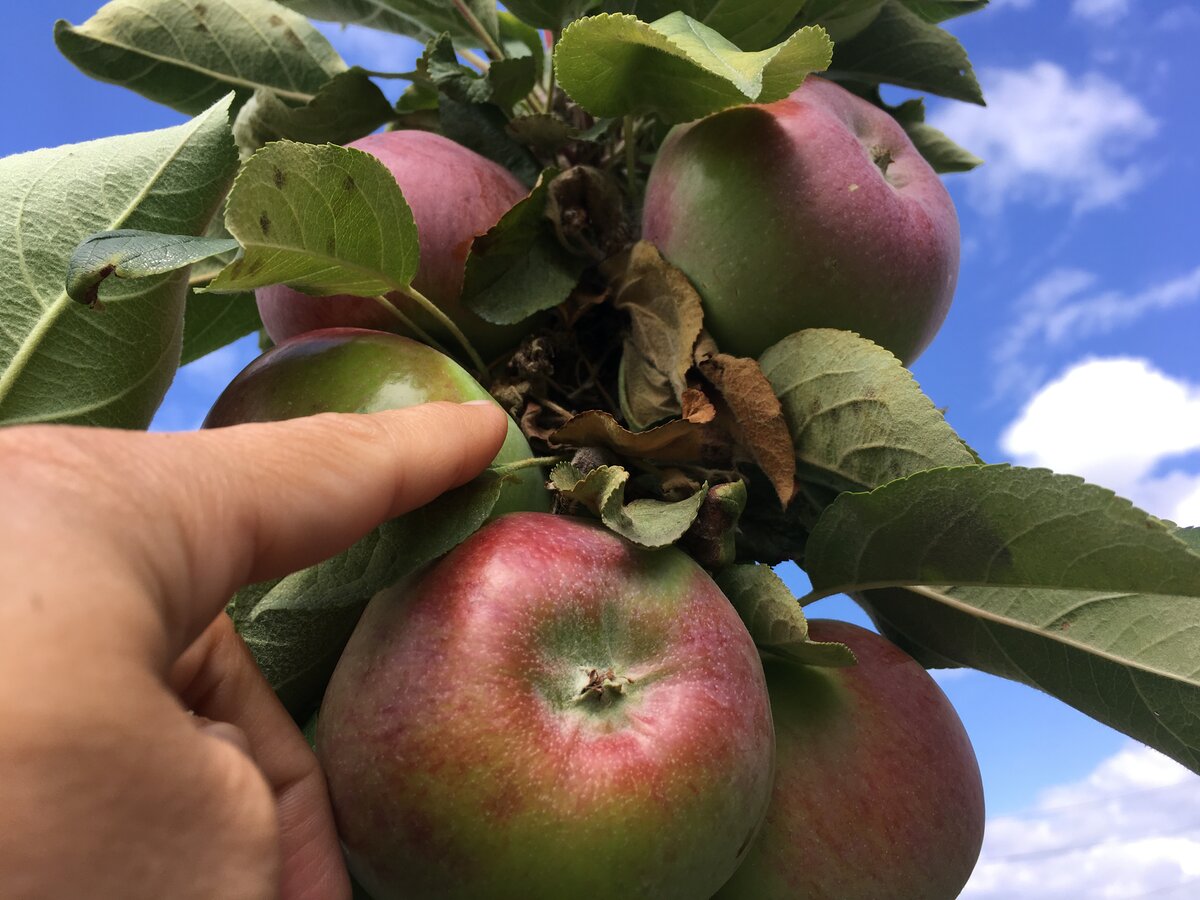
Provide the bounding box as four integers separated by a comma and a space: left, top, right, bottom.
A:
506, 0, 600, 30
276, 0, 497, 43
232, 470, 506, 719
716, 564, 857, 668
181, 291, 262, 365
208, 141, 418, 297
420, 34, 538, 114
55, 0, 346, 115
858, 576, 1200, 774
696, 351, 796, 507
759, 329, 978, 499
899, 0, 989, 24
65, 231, 240, 310
804, 466, 1200, 599
438, 96, 541, 186
795, 0, 885, 42
550, 462, 708, 547
554, 12, 833, 124
550, 409, 729, 465
602, 1, 807, 52
828, 0, 984, 105
462, 169, 586, 325
232, 69, 395, 160
605, 242, 705, 430
0, 97, 237, 428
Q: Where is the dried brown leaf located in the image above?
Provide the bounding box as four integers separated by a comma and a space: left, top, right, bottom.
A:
550, 409, 730, 466
699, 353, 797, 506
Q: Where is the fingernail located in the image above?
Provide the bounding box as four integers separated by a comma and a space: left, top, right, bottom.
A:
460, 400, 494, 407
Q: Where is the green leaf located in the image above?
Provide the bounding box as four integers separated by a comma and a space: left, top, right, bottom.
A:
554, 12, 832, 124
900, 0, 989, 24
208, 141, 419, 296
803, 465, 1200, 601
276, 0, 492, 42
55, 0, 346, 115
420, 33, 537, 113
716, 564, 857, 667
795, 0, 885, 41
0, 98, 238, 428
233, 470, 504, 718
66, 231, 239, 308
551, 462, 707, 547
858, 582, 1200, 773
603, 1, 807, 51
182, 291, 263, 365
828, 0, 984, 105
507, 0, 600, 30
232, 68, 395, 159
759, 329, 978, 500
499, 11, 547, 76
438, 96, 541, 185
462, 169, 585, 325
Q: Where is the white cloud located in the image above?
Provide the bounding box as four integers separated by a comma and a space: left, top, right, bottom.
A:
992, 265, 1200, 400
1000, 357, 1200, 524
963, 743, 1200, 899
1072, 0, 1132, 26
931, 62, 1158, 214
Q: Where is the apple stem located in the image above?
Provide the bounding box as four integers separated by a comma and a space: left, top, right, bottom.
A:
368, 294, 458, 359
393, 284, 490, 377
452, 0, 506, 62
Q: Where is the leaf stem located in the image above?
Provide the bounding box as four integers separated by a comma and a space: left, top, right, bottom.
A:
369, 295, 455, 358
452, 0, 506, 61
493, 455, 565, 475
396, 284, 489, 377
459, 48, 490, 72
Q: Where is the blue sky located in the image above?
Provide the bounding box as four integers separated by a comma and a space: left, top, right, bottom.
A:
5, 1, 1200, 896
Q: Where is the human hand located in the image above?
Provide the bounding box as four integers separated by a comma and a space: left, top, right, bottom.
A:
0, 402, 509, 900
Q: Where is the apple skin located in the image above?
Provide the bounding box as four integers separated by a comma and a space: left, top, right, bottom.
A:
203, 328, 549, 520
715, 619, 985, 900
316, 512, 776, 900
256, 130, 529, 359
641, 76, 960, 365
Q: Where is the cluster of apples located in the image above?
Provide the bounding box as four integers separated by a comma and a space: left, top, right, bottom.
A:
206, 77, 982, 899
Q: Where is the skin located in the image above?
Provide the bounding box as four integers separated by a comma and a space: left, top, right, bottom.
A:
0, 401, 510, 900
256, 131, 530, 360
642, 76, 960, 365
715, 620, 986, 900
318, 512, 776, 900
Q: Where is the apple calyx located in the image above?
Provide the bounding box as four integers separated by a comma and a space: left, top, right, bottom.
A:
574, 666, 634, 706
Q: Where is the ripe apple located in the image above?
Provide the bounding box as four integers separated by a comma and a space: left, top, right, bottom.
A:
715, 619, 985, 899
316, 512, 776, 900
203, 327, 550, 519
256, 130, 529, 359
641, 76, 960, 365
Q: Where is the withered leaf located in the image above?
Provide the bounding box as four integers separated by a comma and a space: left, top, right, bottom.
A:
699, 353, 797, 506
550, 409, 730, 465
605, 241, 706, 430
679, 480, 748, 571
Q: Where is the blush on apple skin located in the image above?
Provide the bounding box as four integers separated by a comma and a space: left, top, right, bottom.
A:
642, 76, 960, 366
256, 130, 530, 360
715, 619, 985, 900
317, 512, 776, 900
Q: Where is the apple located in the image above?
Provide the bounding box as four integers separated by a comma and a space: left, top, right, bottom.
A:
316, 512, 776, 900
256, 130, 529, 360
641, 76, 960, 365
203, 327, 550, 519
715, 619, 985, 899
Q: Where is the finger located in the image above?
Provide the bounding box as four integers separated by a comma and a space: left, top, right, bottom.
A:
174, 616, 351, 900
4, 401, 508, 655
